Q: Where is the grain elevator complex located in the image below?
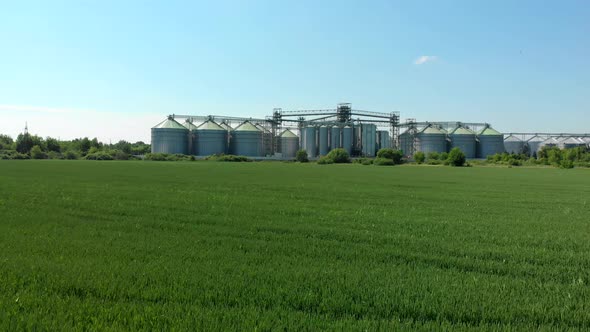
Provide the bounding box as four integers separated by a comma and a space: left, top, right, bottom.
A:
151, 103, 590, 159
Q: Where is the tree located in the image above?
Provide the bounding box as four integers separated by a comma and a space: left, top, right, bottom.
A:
296, 149, 308, 162
16, 133, 34, 153
30, 145, 47, 159
427, 152, 439, 160
46, 137, 61, 152
326, 148, 350, 163
0, 134, 13, 150
377, 148, 403, 165
79, 137, 91, 154
447, 147, 466, 166
414, 151, 425, 164
114, 140, 132, 154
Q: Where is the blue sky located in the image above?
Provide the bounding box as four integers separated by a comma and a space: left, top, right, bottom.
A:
0, 0, 588, 142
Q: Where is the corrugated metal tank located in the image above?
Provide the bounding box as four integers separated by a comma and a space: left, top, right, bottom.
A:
231, 121, 263, 156
559, 137, 586, 149
318, 126, 329, 156
280, 129, 299, 158
330, 126, 341, 150
378, 131, 390, 150
342, 126, 353, 155
416, 126, 446, 154
526, 136, 544, 156
195, 120, 227, 156
255, 124, 273, 156
449, 126, 476, 158
504, 135, 524, 154
361, 124, 376, 157
184, 120, 198, 155
477, 126, 504, 158
151, 116, 189, 154
304, 126, 317, 157
398, 128, 415, 157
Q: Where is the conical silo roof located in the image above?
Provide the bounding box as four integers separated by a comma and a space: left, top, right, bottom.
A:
504, 135, 522, 142
280, 129, 297, 138
527, 135, 544, 143
152, 116, 187, 130
478, 126, 502, 136
450, 126, 475, 135
542, 137, 560, 145
197, 120, 224, 131
219, 122, 233, 131
419, 125, 445, 135
234, 121, 262, 132
183, 120, 198, 130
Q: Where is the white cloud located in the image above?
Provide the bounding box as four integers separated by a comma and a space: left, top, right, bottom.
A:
414, 55, 438, 65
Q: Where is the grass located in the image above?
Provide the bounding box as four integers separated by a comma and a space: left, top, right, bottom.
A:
1, 160, 590, 330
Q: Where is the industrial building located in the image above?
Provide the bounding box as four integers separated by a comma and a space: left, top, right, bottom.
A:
150, 103, 590, 159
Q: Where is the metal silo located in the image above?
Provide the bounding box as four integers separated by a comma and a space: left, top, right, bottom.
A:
449, 126, 476, 158
399, 128, 416, 157
219, 122, 233, 131
361, 124, 376, 157
378, 131, 391, 150
416, 125, 447, 155
195, 120, 227, 156
151, 116, 189, 154
539, 137, 559, 152
231, 121, 263, 156
342, 126, 353, 155
504, 135, 524, 154
280, 129, 299, 159
255, 123, 273, 156
319, 125, 329, 156
526, 136, 544, 156
304, 126, 317, 157
184, 120, 198, 155
559, 137, 585, 149
476, 126, 504, 158
330, 126, 341, 150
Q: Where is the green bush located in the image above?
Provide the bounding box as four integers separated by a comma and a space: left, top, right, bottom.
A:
12, 153, 31, 160
64, 151, 79, 160
427, 159, 442, 165
376, 148, 403, 164
215, 155, 252, 162
440, 152, 449, 161
296, 150, 309, 163
373, 157, 394, 166
47, 151, 63, 159
85, 152, 114, 160
317, 156, 334, 165
30, 145, 48, 159
447, 148, 466, 167
353, 158, 374, 165
113, 150, 131, 160
560, 159, 574, 169
414, 151, 425, 164
145, 153, 168, 161
326, 148, 350, 163
427, 152, 440, 160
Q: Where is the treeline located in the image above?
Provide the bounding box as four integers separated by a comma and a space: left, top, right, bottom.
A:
0, 133, 150, 160
484, 146, 590, 169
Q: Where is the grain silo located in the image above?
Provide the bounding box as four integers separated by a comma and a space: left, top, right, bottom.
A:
477, 126, 504, 158
342, 126, 353, 155
195, 120, 227, 156
399, 128, 416, 157
231, 121, 263, 156
219, 122, 233, 131
304, 126, 317, 157
184, 120, 198, 155
255, 123, 273, 156
449, 126, 476, 158
330, 126, 341, 150
377, 131, 390, 150
526, 136, 544, 156
151, 116, 189, 154
318, 125, 329, 156
559, 137, 586, 149
539, 137, 559, 152
416, 125, 447, 155
280, 129, 299, 159
504, 135, 524, 154
361, 124, 376, 157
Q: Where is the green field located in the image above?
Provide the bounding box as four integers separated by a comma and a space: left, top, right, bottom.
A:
1, 161, 589, 330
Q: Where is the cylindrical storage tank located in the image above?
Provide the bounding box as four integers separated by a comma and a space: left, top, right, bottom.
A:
361, 124, 376, 157
449, 126, 476, 158
231, 121, 263, 157
539, 137, 559, 151
416, 126, 447, 155
319, 126, 329, 156
151, 116, 189, 154
342, 126, 353, 155
504, 135, 524, 154
526, 136, 544, 156
304, 126, 317, 157
330, 127, 341, 150
195, 120, 227, 156
255, 124, 273, 156
559, 137, 586, 149
184, 120, 198, 155
398, 128, 415, 157
378, 131, 391, 150
280, 129, 299, 159
477, 126, 505, 158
